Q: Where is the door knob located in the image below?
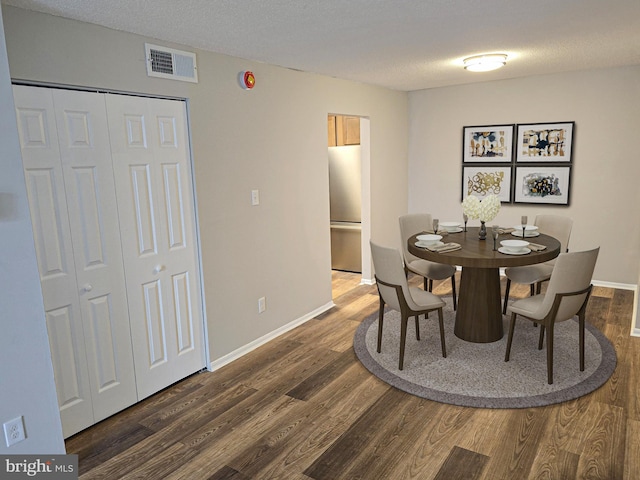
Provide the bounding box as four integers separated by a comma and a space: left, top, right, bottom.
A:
82, 283, 93, 292
152, 265, 165, 275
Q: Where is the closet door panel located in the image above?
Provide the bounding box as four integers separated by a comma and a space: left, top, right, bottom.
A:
130, 164, 158, 256
107, 94, 205, 399
13, 85, 94, 438
52, 89, 138, 423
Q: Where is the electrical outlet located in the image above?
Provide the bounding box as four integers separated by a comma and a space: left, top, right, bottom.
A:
258, 296, 266, 313
251, 189, 260, 206
3, 416, 26, 447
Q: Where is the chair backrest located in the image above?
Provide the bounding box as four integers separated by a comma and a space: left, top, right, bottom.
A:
539, 247, 599, 322
399, 213, 432, 263
370, 241, 413, 312
534, 214, 573, 253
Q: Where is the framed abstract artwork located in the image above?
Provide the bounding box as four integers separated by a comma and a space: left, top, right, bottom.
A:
514, 166, 571, 205
463, 124, 514, 163
516, 122, 574, 163
462, 166, 512, 203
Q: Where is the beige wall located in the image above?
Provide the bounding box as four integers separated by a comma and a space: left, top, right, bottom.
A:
408, 68, 640, 332
408, 67, 640, 287
2, 6, 409, 363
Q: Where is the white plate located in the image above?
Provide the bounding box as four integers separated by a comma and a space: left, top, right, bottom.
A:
416, 241, 444, 248
499, 247, 531, 255
443, 227, 463, 233
440, 221, 461, 228
513, 224, 539, 231
511, 230, 540, 238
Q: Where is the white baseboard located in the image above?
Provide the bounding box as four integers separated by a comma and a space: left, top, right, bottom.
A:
591, 280, 636, 291
590, 281, 638, 337
208, 301, 335, 371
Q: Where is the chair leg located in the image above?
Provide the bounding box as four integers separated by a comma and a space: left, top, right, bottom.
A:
504, 312, 517, 361
526, 283, 538, 327
538, 325, 545, 350
423, 276, 430, 318
399, 315, 408, 370
415, 316, 420, 341
428, 279, 433, 292
437, 308, 446, 358
450, 275, 457, 311
546, 323, 554, 384
503, 278, 511, 314
529, 285, 539, 327
579, 313, 585, 372
376, 298, 385, 353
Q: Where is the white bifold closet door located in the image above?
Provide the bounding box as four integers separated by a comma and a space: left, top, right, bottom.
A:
13, 85, 205, 437
105, 94, 205, 400
14, 86, 137, 437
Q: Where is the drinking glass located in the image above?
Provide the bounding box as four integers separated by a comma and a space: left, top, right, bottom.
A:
432, 218, 439, 234
520, 215, 528, 238
491, 225, 500, 251
463, 213, 468, 232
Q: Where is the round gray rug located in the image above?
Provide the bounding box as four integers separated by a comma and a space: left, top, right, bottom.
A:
354, 301, 616, 408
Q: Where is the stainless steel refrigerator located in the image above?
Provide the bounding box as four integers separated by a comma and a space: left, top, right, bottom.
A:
329, 145, 362, 272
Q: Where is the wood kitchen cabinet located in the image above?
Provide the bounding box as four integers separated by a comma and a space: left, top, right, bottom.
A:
328, 114, 360, 146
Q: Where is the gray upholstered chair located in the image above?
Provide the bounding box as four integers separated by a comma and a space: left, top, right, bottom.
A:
503, 214, 573, 314
504, 247, 599, 384
370, 241, 447, 370
399, 213, 457, 310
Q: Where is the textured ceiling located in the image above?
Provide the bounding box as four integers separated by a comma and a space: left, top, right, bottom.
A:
3, 0, 640, 91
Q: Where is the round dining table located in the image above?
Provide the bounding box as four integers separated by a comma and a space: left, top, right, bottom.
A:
408, 227, 561, 343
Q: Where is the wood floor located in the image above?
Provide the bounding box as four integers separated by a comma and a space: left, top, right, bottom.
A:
66, 270, 639, 479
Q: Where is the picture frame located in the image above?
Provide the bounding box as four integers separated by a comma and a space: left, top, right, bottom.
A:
514, 166, 571, 205
463, 124, 514, 163
462, 165, 512, 203
515, 122, 574, 163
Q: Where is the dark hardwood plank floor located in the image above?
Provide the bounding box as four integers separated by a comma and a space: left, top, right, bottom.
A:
66, 270, 640, 479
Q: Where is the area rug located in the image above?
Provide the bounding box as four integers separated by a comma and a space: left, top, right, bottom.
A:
353, 299, 616, 408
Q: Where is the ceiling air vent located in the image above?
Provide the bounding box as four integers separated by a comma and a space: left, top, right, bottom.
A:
145, 43, 198, 83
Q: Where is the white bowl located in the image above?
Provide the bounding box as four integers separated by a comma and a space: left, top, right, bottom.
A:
417, 234, 442, 245
501, 239, 530, 253
440, 222, 461, 232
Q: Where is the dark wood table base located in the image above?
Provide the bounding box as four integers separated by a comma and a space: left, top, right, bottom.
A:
454, 267, 503, 342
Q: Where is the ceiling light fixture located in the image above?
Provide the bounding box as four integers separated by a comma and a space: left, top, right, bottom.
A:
463, 54, 507, 72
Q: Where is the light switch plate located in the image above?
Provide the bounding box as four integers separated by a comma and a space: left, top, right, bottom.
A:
251, 189, 260, 206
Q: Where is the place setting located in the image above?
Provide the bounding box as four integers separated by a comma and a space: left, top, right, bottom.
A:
512, 215, 540, 238
414, 218, 463, 253
494, 232, 548, 255
489, 216, 549, 255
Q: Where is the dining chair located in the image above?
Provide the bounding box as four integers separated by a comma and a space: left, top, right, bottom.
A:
370, 241, 447, 370
399, 213, 457, 310
502, 214, 573, 314
504, 247, 599, 384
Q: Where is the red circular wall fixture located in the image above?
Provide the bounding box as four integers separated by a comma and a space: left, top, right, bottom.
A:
241, 71, 256, 90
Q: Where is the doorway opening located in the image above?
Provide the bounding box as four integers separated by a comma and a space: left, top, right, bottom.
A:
327, 114, 371, 296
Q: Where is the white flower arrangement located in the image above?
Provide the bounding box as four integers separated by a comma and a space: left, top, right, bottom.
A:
462, 194, 500, 222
